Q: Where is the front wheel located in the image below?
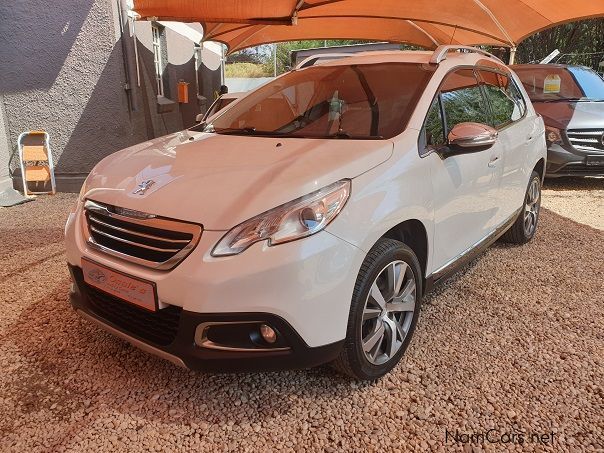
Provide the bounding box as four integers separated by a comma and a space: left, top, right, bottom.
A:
332, 239, 422, 380
500, 170, 542, 244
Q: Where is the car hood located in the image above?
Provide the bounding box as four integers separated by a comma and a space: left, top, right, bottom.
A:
533, 101, 604, 130
83, 131, 394, 230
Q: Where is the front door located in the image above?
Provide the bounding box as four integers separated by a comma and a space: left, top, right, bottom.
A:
423, 68, 504, 272
478, 69, 534, 222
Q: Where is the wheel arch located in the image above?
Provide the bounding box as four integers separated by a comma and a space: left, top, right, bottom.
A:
380, 219, 429, 281
533, 158, 545, 182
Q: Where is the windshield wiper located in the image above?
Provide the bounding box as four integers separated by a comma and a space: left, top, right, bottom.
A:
212, 127, 258, 135
328, 131, 351, 139
321, 132, 384, 140
211, 127, 299, 138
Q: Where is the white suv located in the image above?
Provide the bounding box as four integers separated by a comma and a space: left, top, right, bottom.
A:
65, 46, 546, 380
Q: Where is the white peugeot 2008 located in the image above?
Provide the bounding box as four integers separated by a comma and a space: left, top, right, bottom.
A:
65, 46, 546, 380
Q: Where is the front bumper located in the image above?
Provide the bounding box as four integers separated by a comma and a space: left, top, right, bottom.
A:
69, 265, 344, 371
65, 198, 363, 371
546, 143, 604, 177
65, 203, 363, 348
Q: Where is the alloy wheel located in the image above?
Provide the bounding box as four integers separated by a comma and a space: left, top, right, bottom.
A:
524, 177, 541, 236
360, 260, 417, 365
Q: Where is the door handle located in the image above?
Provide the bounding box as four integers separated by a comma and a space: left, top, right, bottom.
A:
488, 156, 500, 167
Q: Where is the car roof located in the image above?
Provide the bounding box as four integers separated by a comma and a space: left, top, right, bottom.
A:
312, 50, 508, 71
510, 63, 584, 70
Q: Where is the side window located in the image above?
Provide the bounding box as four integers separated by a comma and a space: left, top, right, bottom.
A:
440, 69, 490, 134
424, 97, 446, 148
479, 70, 524, 128
508, 78, 527, 118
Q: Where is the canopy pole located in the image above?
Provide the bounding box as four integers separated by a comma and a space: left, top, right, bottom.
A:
291, 0, 304, 25
509, 46, 517, 65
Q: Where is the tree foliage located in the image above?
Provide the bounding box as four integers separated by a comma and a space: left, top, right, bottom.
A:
274, 40, 372, 74
225, 62, 272, 78
516, 18, 604, 70
226, 18, 604, 77
229, 40, 388, 76
272, 40, 421, 75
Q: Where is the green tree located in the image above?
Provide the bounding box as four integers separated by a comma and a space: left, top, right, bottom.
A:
516, 18, 604, 70
273, 40, 369, 74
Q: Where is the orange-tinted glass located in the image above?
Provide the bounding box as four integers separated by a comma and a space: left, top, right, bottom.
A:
207, 63, 434, 139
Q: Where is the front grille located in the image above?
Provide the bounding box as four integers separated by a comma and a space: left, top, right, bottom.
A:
85, 284, 182, 346
84, 200, 202, 270
566, 129, 604, 152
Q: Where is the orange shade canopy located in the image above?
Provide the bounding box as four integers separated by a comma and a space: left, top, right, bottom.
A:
133, 0, 604, 53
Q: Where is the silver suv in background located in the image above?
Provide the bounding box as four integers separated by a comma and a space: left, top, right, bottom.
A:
512, 64, 604, 177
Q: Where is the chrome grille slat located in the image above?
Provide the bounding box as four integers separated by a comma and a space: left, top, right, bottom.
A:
83, 200, 202, 270
570, 138, 599, 143
89, 226, 181, 253
566, 128, 604, 152
88, 215, 190, 244
567, 129, 604, 135
573, 146, 603, 152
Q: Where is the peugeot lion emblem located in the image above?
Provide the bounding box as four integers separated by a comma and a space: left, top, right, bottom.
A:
133, 179, 155, 195
87, 268, 106, 284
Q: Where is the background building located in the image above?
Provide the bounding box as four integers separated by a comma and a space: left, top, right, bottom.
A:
0, 0, 222, 192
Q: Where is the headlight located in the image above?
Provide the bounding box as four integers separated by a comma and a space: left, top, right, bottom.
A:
212, 179, 351, 256
545, 126, 561, 145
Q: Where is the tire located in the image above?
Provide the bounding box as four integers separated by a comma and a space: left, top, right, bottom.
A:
332, 238, 422, 380
500, 171, 542, 244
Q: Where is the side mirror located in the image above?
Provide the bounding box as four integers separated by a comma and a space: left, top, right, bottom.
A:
195, 113, 205, 123
445, 122, 498, 155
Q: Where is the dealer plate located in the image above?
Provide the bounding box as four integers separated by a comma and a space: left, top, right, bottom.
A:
82, 258, 157, 311
586, 155, 604, 166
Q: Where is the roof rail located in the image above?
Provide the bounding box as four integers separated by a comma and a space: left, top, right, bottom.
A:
295, 53, 354, 69
430, 45, 504, 65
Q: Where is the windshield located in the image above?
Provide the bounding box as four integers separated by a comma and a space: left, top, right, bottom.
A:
568, 67, 604, 99
201, 63, 434, 139
514, 66, 604, 102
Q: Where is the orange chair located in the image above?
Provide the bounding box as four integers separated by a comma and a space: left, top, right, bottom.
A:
18, 131, 56, 195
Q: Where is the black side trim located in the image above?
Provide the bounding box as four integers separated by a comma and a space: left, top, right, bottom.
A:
425, 208, 521, 292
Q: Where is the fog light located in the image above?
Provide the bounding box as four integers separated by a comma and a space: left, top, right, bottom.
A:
547, 131, 559, 142
260, 324, 277, 344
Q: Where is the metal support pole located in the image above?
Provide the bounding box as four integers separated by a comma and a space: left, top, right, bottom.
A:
273, 43, 277, 77
221, 45, 225, 85
509, 46, 517, 65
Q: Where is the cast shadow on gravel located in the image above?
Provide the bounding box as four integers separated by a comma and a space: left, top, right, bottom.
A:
5, 281, 378, 430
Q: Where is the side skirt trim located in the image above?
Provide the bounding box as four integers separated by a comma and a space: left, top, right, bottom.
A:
425, 207, 522, 293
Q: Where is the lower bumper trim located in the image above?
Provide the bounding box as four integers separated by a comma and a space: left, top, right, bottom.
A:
76, 309, 187, 368
546, 145, 604, 177
69, 264, 344, 372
